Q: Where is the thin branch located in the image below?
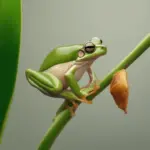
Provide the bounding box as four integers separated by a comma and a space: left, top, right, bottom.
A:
38, 34, 150, 150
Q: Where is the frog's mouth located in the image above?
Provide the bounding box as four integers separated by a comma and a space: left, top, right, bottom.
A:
77, 53, 104, 62
25, 69, 52, 95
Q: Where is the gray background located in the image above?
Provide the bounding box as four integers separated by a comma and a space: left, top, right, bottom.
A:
0, 0, 150, 150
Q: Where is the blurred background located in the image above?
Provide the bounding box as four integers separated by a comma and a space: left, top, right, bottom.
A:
0, 0, 150, 149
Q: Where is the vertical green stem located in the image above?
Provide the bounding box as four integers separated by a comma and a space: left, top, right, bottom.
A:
38, 110, 71, 150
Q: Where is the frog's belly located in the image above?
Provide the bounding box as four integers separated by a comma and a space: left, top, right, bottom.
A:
46, 61, 88, 89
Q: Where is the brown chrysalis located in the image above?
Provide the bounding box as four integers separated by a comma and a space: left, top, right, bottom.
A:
110, 69, 129, 114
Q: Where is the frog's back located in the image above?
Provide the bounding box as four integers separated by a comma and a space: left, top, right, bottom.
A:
39, 44, 83, 71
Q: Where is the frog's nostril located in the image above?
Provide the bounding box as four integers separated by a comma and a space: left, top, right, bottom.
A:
101, 45, 107, 54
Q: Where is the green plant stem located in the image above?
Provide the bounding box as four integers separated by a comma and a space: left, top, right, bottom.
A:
38, 110, 71, 150
38, 34, 150, 150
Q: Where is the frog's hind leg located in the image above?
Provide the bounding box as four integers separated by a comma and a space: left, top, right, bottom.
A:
60, 89, 92, 105
59, 90, 81, 115
25, 69, 63, 96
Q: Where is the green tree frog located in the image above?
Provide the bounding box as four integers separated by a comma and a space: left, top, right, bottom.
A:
25, 37, 107, 115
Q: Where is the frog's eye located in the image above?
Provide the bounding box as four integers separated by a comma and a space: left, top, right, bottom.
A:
84, 42, 95, 53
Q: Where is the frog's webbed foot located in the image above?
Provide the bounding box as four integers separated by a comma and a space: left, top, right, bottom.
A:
81, 67, 100, 91
65, 101, 79, 117
87, 80, 100, 94
60, 80, 100, 106
80, 80, 100, 104
79, 96, 93, 104
53, 99, 78, 121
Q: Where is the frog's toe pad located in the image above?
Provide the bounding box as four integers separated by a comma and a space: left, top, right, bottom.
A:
80, 96, 93, 104
88, 84, 100, 95
65, 105, 76, 117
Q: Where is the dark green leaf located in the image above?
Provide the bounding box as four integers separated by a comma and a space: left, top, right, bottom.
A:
0, 0, 21, 142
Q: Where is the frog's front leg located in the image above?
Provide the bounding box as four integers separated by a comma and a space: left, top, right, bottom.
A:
86, 67, 100, 95
81, 67, 100, 91
65, 65, 98, 104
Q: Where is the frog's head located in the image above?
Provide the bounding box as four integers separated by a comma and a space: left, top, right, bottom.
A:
77, 37, 107, 62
